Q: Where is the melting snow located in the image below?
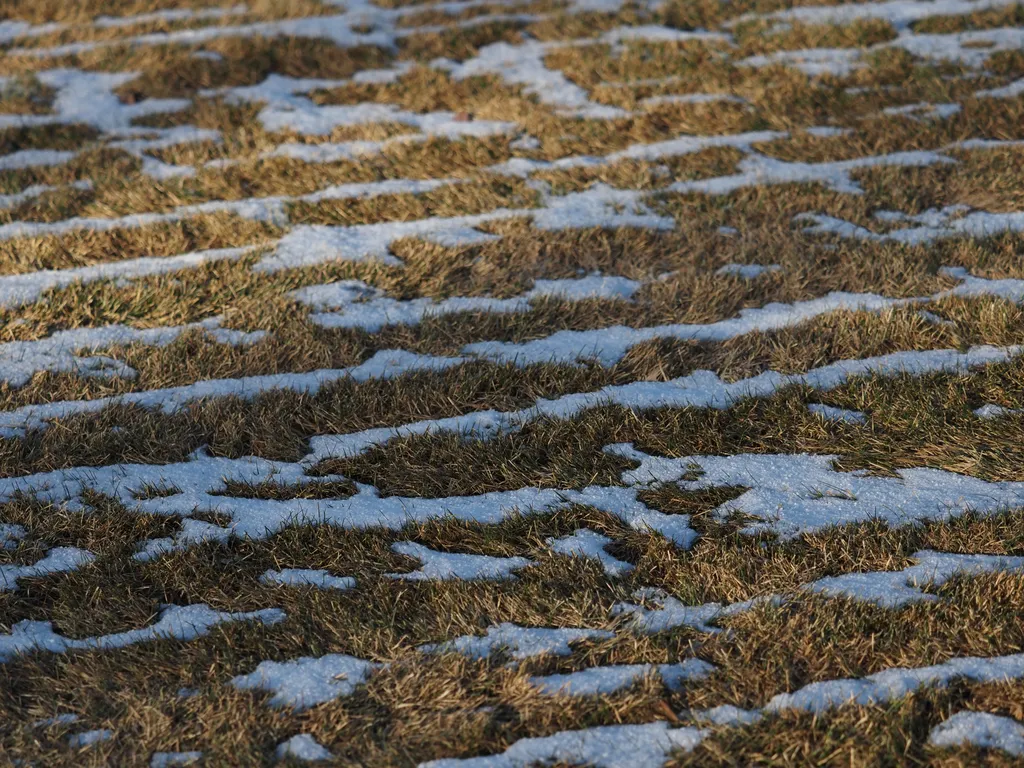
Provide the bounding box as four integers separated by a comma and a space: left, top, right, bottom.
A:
420, 622, 614, 660
260, 569, 356, 590
150, 751, 203, 767
418, 721, 706, 768
275, 734, 334, 762
809, 550, 1024, 607
231, 653, 378, 709
0, 604, 285, 662
68, 729, 113, 748
0, 547, 95, 592
387, 541, 532, 581
529, 658, 714, 696
545, 529, 634, 577
929, 711, 1024, 755
807, 403, 867, 424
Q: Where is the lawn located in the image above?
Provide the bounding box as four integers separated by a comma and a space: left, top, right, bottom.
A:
2, 0, 1024, 764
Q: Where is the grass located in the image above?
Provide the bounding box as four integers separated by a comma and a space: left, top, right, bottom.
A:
3, 0, 1024, 764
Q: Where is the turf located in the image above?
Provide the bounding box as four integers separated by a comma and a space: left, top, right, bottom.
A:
3, 0, 1024, 765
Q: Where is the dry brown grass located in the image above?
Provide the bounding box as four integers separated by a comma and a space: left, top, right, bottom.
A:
4, 0, 1024, 764
0, 213, 280, 275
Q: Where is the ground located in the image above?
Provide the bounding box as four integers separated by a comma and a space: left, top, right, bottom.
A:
2, 0, 1024, 765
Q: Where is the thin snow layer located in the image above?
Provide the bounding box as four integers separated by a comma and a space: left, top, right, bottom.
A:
0, 604, 285, 662
209, 67, 514, 140
614, 587, 760, 634
293, 274, 642, 333
708, 652, 1024, 728
743, 0, 1020, 31
8, 0, 632, 61
263, 110, 513, 160
715, 263, 781, 279
798, 207, 1024, 247
807, 403, 867, 424
545, 529, 634, 577
258, 96, 517, 138
739, 48, 864, 77
16, 468, 693, 558
895, 27, 1024, 67
276, 734, 334, 762
33, 713, 79, 727
0, 176, 453, 243
0, 317, 265, 389
0, 69, 188, 132
426, 651, 1024, 767
488, 130, 784, 178
421, 622, 614, 660
9, 14, 389, 59
231, 654, 378, 709
0, 246, 252, 312
929, 711, 1024, 755
808, 550, 1024, 607
529, 658, 714, 696
882, 101, 961, 121
260, 568, 356, 591
764, 653, 1024, 716
0, 181, 90, 212
444, 28, 725, 119
387, 541, 532, 581
975, 403, 1021, 419
0, 547, 95, 592
668, 150, 952, 197
257, 184, 673, 272
0, 349, 460, 438
0, 524, 27, 550
68, 729, 113, 748
977, 76, 1024, 99
611, 441, 1024, 539
2, 345, 1018, 560
462, 290, 912, 366
418, 721, 706, 768
1, 4, 246, 44
447, 40, 629, 119
0, 149, 76, 171
5, 282, 1016, 442
641, 92, 746, 107
150, 752, 203, 767
615, 550, 1024, 634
